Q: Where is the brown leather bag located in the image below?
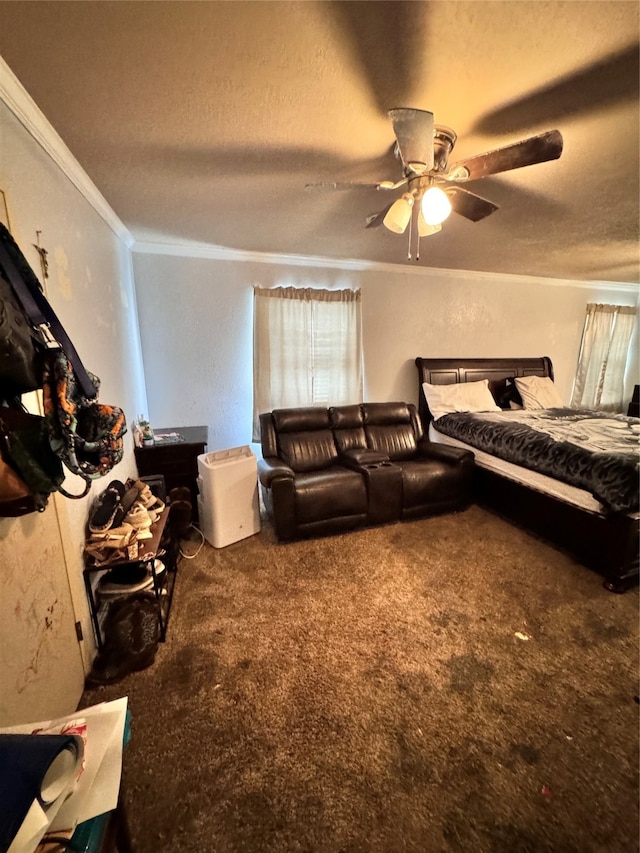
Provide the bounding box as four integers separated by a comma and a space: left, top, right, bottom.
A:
0, 444, 38, 516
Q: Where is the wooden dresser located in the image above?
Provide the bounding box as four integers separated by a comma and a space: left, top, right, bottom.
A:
134, 425, 208, 520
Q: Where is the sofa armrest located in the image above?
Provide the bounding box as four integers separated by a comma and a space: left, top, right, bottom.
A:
257, 456, 295, 488
416, 441, 474, 466
257, 457, 297, 541
339, 447, 390, 470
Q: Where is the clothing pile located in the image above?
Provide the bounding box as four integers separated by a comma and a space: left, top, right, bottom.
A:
84, 478, 165, 567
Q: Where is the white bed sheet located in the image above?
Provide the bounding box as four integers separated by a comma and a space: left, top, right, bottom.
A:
428, 421, 605, 514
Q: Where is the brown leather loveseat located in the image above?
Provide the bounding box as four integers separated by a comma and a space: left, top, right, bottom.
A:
258, 402, 474, 541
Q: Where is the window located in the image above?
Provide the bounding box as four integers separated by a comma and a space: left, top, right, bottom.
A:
252, 286, 363, 439
571, 303, 637, 411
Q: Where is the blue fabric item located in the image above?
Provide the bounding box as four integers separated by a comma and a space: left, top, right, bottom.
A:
0, 733, 82, 851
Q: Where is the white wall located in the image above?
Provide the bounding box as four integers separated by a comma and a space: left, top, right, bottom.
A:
132, 246, 638, 456
0, 89, 148, 724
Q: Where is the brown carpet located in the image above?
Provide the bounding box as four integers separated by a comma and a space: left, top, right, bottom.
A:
82, 505, 639, 852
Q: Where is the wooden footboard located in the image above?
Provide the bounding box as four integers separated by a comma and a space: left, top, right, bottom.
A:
474, 467, 639, 592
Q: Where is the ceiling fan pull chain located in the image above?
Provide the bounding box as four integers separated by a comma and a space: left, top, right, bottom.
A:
407, 214, 413, 260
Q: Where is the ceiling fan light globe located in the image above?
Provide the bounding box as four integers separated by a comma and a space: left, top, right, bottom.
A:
447, 165, 470, 182
383, 195, 414, 234
421, 186, 452, 225
417, 212, 442, 237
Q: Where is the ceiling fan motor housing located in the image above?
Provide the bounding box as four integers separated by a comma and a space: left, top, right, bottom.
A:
432, 126, 457, 173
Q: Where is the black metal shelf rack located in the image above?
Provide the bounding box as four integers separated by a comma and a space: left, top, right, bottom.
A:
83, 506, 179, 650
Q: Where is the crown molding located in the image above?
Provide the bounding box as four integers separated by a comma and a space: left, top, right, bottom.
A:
132, 239, 639, 295
0, 55, 134, 247
132, 239, 378, 270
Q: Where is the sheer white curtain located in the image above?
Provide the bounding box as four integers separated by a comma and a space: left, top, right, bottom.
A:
253, 286, 363, 439
571, 303, 637, 411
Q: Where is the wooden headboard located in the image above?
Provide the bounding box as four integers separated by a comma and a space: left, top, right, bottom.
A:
414, 356, 553, 427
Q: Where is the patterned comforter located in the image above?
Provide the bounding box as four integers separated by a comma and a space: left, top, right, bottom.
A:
433, 408, 640, 514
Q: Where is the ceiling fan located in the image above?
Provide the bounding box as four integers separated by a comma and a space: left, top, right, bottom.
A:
308, 108, 563, 260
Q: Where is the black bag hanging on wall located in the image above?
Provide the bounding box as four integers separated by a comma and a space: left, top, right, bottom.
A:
0, 223, 126, 515
0, 274, 45, 397
0, 222, 97, 401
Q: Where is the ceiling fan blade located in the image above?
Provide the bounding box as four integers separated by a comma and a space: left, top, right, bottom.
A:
306, 181, 387, 191
388, 108, 434, 173
448, 187, 499, 222
365, 203, 395, 228
450, 129, 563, 181
306, 177, 408, 193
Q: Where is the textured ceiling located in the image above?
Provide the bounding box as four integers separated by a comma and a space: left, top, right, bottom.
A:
0, 1, 638, 283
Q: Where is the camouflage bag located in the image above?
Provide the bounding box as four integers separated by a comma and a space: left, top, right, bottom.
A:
43, 352, 127, 487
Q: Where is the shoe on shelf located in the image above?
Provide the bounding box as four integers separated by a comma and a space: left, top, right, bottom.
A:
98, 574, 155, 596
88, 480, 125, 533
88, 523, 137, 549
102, 565, 149, 585
122, 484, 140, 513
125, 503, 153, 531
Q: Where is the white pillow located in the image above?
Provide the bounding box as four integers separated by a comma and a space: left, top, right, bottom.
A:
514, 375, 564, 409
422, 379, 501, 421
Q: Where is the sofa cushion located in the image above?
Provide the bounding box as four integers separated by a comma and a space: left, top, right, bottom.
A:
361, 402, 418, 460
362, 402, 412, 426
272, 407, 338, 472
366, 424, 418, 460
329, 405, 367, 454
273, 407, 331, 432
278, 430, 338, 472
293, 466, 368, 523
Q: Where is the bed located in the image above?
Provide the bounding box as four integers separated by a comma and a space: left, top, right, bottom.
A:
414, 356, 639, 592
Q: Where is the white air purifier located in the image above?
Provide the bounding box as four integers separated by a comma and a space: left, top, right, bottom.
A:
197, 446, 261, 548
